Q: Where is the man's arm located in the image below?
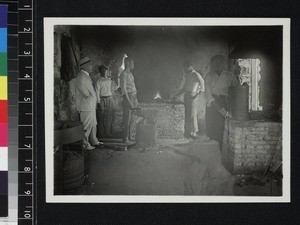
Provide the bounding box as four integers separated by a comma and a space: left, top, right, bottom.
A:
230, 73, 240, 86
204, 75, 214, 106
95, 80, 101, 104
78, 75, 90, 98
196, 72, 205, 93
190, 72, 205, 99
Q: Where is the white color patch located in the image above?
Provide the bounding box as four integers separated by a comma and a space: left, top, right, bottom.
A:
0, 147, 8, 171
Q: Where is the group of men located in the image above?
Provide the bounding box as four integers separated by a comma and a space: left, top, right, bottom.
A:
75, 54, 238, 151
174, 55, 239, 148
75, 56, 137, 150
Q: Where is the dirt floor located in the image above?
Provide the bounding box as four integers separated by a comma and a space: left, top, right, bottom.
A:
84, 139, 282, 196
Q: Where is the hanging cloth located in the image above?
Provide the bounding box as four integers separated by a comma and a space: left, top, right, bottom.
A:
60, 33, 78, 81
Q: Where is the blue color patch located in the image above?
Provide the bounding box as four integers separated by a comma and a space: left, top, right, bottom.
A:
0, 28, 7, 52
0, 5, 7, 28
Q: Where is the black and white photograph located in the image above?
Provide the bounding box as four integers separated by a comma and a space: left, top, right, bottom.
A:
44, 18, 290, 202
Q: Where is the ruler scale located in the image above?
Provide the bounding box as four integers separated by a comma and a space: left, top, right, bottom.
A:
18, 0, 34, 224
7, 1, 18, 222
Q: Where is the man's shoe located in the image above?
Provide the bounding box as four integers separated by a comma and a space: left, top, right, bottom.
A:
84, 145, 95, 151
128, 137, 135, 142
193, 135, 210, 142
93, 142, 104, 148
123, 138, 132, 145
190, 134, 198, 140
183, 133, 191, 139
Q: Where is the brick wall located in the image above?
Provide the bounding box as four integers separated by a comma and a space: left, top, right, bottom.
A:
139, 103, 185, 139
222, 119, 282, 174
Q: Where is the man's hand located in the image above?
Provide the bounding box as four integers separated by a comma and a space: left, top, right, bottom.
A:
225, 111, 232, 119
219, 108, 227, 117
132, 106, 141, 112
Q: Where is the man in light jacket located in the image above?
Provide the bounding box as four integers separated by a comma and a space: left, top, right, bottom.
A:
75, 57, 101, 150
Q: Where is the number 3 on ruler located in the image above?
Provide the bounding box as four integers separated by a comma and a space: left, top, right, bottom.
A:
24, 213, 31, 218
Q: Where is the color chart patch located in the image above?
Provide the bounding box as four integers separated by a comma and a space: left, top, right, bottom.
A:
0, 4, 8, 218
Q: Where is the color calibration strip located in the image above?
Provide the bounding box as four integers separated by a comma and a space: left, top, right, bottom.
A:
18, 0, 34, 224
0, 4, 8, 218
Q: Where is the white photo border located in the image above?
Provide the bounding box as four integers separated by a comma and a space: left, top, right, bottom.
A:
44, 17, 290, 203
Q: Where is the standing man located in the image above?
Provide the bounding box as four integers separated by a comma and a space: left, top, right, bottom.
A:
75, 57, 101, 150
120, 57, 139, 144
174, 62, 205, 139
205, 55, 239, 149
95, 65, 115, 138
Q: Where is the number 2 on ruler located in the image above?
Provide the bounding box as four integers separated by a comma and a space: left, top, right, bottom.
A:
24, 144, 31, 148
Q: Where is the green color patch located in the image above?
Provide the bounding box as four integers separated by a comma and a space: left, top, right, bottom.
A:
0, 53, 7, 76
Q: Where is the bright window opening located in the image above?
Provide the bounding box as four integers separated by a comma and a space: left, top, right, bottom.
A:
231, 59, 262, 111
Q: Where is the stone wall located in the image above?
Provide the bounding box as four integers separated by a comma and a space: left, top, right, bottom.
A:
54, 26, 81, 121
222, 119, 282, 174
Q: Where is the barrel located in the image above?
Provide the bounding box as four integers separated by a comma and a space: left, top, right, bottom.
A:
54, 121, 85, 195
228, 84, 249, 121
54, 150, 85, 194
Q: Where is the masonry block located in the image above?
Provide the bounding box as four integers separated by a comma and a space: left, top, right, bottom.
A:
222, 118, 282, 174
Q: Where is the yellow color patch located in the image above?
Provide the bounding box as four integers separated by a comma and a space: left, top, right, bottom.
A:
0, 76, 7, 100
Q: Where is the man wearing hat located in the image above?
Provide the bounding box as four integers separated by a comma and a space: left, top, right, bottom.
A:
95, 65, 115, 138
75, 56, 101, 150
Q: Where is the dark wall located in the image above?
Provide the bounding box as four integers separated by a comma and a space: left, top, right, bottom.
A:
230, 26, 283, 110
74, 26, 231, 102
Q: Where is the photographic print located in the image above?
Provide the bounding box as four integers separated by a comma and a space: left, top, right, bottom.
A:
44, 18, 290, 203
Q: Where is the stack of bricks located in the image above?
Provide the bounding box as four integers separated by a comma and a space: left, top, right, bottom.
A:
139, 103, 185, 139
222, 119, 282, 174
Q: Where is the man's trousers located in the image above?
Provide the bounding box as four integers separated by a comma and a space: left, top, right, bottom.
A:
122, 92, 139, 141
184, 92, 199, 136
79, 110, 98, 147
96, 96, 115, 138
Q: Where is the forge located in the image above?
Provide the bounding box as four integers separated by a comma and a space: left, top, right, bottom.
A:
138, 102, 185, 139
134, 91, 185, 140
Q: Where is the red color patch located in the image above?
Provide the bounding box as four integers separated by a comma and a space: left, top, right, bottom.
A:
0, 100, 8, 123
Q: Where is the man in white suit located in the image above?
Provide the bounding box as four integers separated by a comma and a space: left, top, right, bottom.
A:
75, 57, 101, 150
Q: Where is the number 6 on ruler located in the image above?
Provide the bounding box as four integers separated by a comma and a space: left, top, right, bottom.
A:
24, 190, 31, 195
